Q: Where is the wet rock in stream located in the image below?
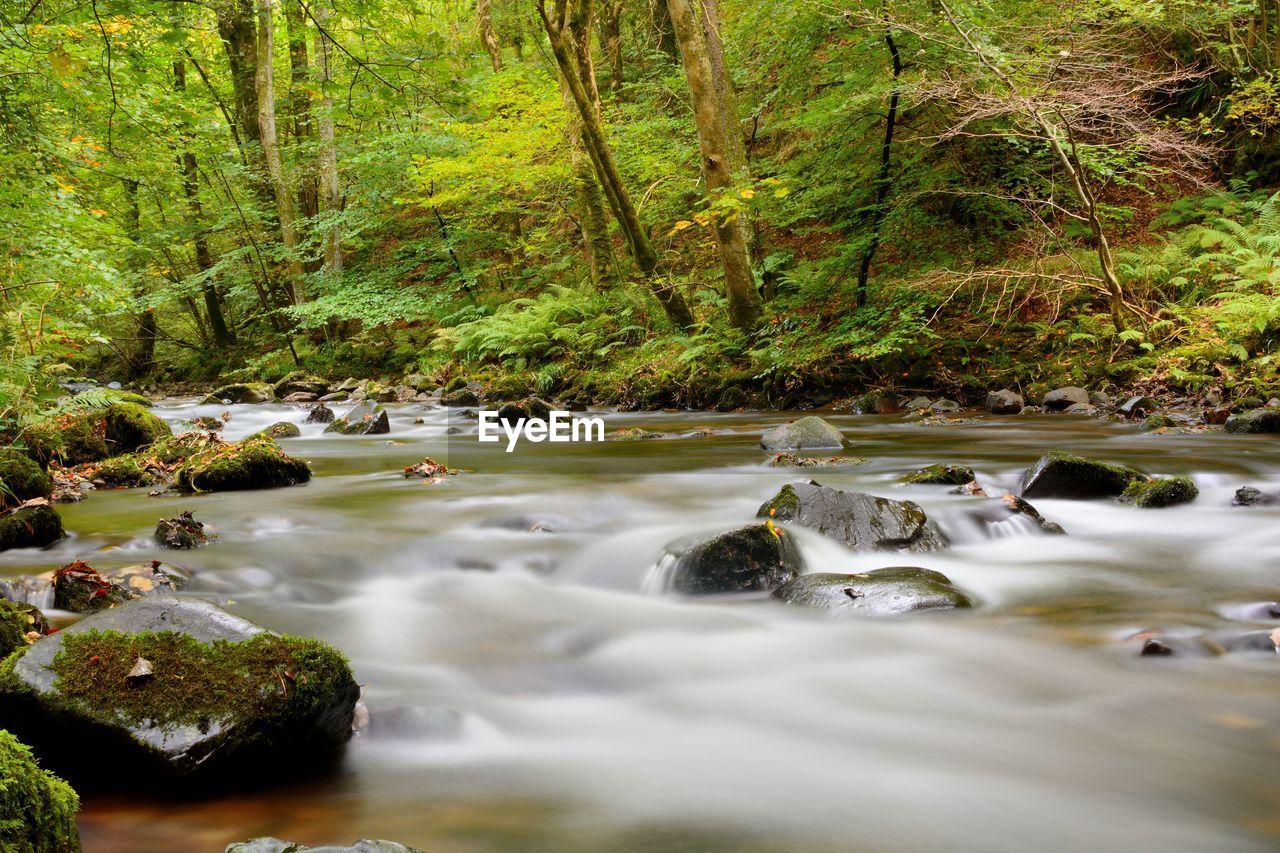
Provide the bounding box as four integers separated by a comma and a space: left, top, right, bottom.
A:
1020, 451, 1145, 500
175, 434, 311, 492
155, 511, 214, 549
1042, 387, 1090, 411
758, 481, 947, 552
0, 597, 359, 788
667, 524, 803, 594
226, 838, 423, 853
759, 416, 847, 451
324, 401, 391, 435
200, 382, 275, 405
986, 389, 1024, 414
1225, 407, 1280, 433
774, 567, 974, 616
1119, 476, 1198, 508
305, 403, 336, 424
900, 463, 975, 486
1232, 486, 1276, 506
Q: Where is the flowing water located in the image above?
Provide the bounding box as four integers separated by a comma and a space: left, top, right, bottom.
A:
4, 401, 1280, 852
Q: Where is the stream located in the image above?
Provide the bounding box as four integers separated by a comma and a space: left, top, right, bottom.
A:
3, 400, 1279, 852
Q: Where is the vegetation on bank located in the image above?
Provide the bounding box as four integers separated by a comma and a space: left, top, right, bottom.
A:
2, 1, 1280, 415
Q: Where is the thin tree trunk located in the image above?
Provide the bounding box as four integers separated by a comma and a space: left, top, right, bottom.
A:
649, 0, 678, 58
600, 0, 624, 99
216, 0, 276, 211
314, 0, 343, 273
285, 0, 318, 224
539, 0, 694, 330
856, 17, 901, 308
256, 0, 306, 303
123, 179, 158, 376
667, 0, 762, 329
477, 0, 504, 71
175, 57, 234, 347
558, 71, 617, 287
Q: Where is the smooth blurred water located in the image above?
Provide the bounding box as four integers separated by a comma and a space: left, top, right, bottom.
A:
5, 399, 1280, 852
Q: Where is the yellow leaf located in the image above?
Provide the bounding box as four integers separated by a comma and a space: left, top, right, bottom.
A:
89, 209, 106, 216
739, 188, 755, 199
672, 220, 693, 232
774, 187, 790, 198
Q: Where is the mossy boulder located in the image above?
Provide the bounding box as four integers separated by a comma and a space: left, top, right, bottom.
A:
774, 567, 974, 617
900, 463, 975, 486
1120, 476, 1198, 508
109, 391, 153, 407
22, 412, 110, 466
150, 431, 225, 465
272, 372, 328, 398
155, 511, 213, 549
0, 729, 80, 851
759, 416, 846, 451
260, 421, 301, 439
53, 561, 133, 613
667, 524, 803, 594
324, 402, 390, 435
102, 403, 170, 454
227, 839, 423, 853
201, 383, 275, 405
0, 600, 46, 659
176, 434, 311, 492
609, 428, 664, 441
1140, 414, 1178, 431
0, 597, 359, 787
0, 449, 52, 508
1020, 451, 1145, 500
0, 506, 64, 552
85, 455, 163, 488
1225, 408, 1280, 434
758, 481, 947, 552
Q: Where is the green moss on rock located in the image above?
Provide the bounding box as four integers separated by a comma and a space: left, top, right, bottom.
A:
0, 449, 52, 508
103, 403, 170, 454
1121, 476, 1199, 508
150, 431, 225, 465
0, 601, 45, 659
22, 413, 109, 466
260, 422, 301, 439
0, 506, 64, 552
1020, 451, 1145, 500
87, 455, 162, 488
1225, 408, 1280, 434
0, 729, 80, 852
176, 434, 311, 492
900, 463, 975, 485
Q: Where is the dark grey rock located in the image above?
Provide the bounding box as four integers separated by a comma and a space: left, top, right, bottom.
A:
1118, 395, 1158, 418
758, 481, 946, 552
1020, 451, 1145, 500
1042, 387, 1090, 411
759, 417, 846, 451
667, 524, 803, 594
774, 567, 973, 616
226, 838, 423, 853
1225, 408, 1280, 434
305, 403, 335, 424
1233, 486, 1276, 507
986, 389, 1023, 415
324, 402, 390, 435
1120, 476, 1197, 508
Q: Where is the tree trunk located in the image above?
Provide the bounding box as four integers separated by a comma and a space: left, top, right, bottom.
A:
477, 0, 504, 71
314, 0, 343, 273
123, 179, 158, 377
649, 0, 678, 58
666, 0, 762, 329
256, 0, 307, 303
855, 18, 901, 307
216, 0, 278, 212
600, 0, 624, 99
539, 0, 694, 330
174, 58, 235, 347
285, 0, 318, 224
558, 71, 617, 287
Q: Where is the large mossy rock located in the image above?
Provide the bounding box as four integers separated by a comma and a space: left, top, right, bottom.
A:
201, 383, 275, 405
0, 506, 64, 552
0, 449, 52, 507
227, 839, 423, 853
0, 598, 359, 787
758, 481, 946, 552
324, 402, 390, 435
272, 372, 328, 399
102, 403, 170, 454
759, 416, 846, 451
668, 524, 803, 594
176, 434, 311, 492
0, 600, 46, 659
0, 729, 80, 852
21, 412, 110, 466
774, 567, 974, 616
1020, 451, 1145, 500
150, 431, 225, 465
900, 463, 975, 486
1225, 408, 1280, 434
1120, 476, 1198, 508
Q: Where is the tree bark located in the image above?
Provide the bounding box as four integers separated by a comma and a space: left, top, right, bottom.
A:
477, 0, 504, 71
855, 18, 901, 308
123, 179, 158, 376
314, 0, 343, 273
558, 71, 617, 287
539, 0, 694, 330
256, 0, 306, 303
649, 0, 677, 58
666, 0, 762, 329
174, 58, 235, 347
285, 0, 318, 223
600, 0, 624, 99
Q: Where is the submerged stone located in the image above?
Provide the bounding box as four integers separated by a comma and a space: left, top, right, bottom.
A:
759, 416, 846, 451
324, 402, 390, 436
1020, 451, 1145, 500
774, 567, 973, 616
609, 428, 664, 441
1120, 476, 1198, 508
900, 463, 975, 486
176, 434, 311, 492
0, 730, 80, 852
668, 524, 803, 594
0, 597, 359, 788
758, 481, 946, 552
767, 452, 866, 468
